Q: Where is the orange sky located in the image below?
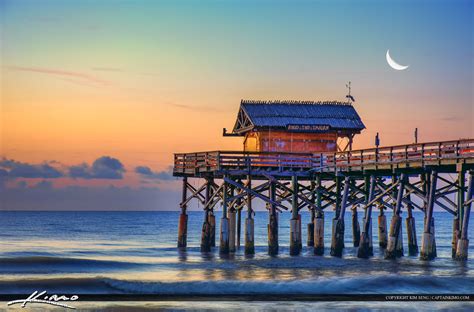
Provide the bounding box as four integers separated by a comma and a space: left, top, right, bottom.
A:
1, 0, 472, 191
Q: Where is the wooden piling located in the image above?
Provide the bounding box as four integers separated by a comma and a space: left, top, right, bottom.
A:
290, 218, 301, 255
313, 176, 324, 255
455, 238, 469, 261
458, 170, 466, 237
431, 218, 437, 258
307, 181, 316, 247
307, 218, 315, 247
420, 171, 438, 260
358, 175, 375, 258
378, 210, 388, 248
335, 176, 342, 219
177, 213, 188, 248
364, 216, 373, 254
452, 217, 460, 259
406, 196, 418, 256
201, 219, 212, 252
268, 213, 278, 255
352, 206, 360, 247
453, 170, 464, 258
314, 213, 325, 255
177, 177, 188, 248
290, 176, 301, 255
406, 217, 417, 256
201, 179, 213, 252
331, 176, 350, 257
385, 216, 402, 258
298, 214, 302, 250
209, 213, 216, 247
455, 171, 473, 260
237, 207, 242, 249
219, 178, 230, 254
245, 176, 255, 255
228, 208, 236, 252
245, 217, 254, 255
268, 181, 278, 255
209, 180, 216, 247
397, 217, 404, 254
385, 174, 405, 259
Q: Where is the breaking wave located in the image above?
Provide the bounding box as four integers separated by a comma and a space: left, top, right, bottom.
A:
1, 275, 473, 295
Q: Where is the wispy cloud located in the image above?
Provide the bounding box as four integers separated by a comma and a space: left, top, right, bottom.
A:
6, 66, 110, 87
91, 67, 124, 72
439, 116, 463, 122
91, 66, 159, 77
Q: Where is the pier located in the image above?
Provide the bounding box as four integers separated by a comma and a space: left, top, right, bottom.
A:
173, 100, 474, 261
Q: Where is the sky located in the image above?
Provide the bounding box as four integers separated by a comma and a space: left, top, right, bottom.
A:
0, 0, 472, 210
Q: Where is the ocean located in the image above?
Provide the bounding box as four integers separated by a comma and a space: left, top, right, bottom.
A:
0, 210, 473, 311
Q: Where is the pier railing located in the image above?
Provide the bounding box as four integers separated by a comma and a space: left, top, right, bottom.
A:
173, 139, 474, 176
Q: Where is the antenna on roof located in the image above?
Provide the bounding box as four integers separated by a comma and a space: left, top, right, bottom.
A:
345, 81, 355, 103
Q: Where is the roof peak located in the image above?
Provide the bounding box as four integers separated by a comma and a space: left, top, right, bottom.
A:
241, 99, 352, 106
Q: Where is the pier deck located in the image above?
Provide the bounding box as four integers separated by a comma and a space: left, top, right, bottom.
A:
174, 139, 474, 178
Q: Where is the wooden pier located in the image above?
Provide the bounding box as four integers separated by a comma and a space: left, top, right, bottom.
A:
173, 100, 474, 260
174, 139, 474, 260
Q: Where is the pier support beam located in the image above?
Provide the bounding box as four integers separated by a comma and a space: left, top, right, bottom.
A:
245, 176, 255, 255
219, 178, 230, 254
358, 175, 375, 258
387, 224, 400, 253
453, 170, 464, 258
290, 176, 302, 256
268, 181, 278, 255
420, 171, 438, 260
314, 212, 324, 255
210, 213, 216, 247
307, 181, 316, 247
352, 205, 360, 247
228, 208, 236, 252
228, 184, 236, 253
455, 171, 473, 260
177, 177, 188, 248
307, 213, 315, 247
237, 206, 242, 249
331, 176, 350, 257
200, 179, 213, 252
378, 208, 388, 248
200, 223, 211, 251
386, 174, 406, 259
314, 176, 324, 255
406, 195, 418, 256
452, 217, 460, 258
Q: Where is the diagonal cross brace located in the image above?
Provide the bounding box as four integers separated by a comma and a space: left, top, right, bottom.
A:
223, 177, 288, 211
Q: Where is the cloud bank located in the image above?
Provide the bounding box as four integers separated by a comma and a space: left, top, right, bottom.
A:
69, 156, 125, 180
0, 159, 63, 178
0, 157, 180, 210
135, 165, 174, 181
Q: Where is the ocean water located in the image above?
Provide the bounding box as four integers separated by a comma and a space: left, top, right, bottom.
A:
0, 210, 473, 311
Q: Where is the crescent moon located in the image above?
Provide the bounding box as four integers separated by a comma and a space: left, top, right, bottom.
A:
386, 50, 409, 71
